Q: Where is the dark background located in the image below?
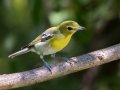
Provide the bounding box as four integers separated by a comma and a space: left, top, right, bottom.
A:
0, 0, 120, 90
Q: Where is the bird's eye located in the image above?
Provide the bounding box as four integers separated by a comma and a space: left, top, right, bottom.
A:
67, 27, 73, 30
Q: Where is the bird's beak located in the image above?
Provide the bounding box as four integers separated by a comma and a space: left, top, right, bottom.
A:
77, 26, 86, 30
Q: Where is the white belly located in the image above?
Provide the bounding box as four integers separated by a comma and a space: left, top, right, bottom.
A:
32, 41, 58, 55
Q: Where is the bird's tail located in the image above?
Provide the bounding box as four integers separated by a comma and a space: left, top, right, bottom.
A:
8, 48, 30, 58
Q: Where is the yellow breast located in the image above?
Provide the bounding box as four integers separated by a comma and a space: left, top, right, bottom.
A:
50, 34, 72, 51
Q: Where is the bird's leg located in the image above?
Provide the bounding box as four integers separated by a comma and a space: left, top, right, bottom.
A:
51, 53, 56, 58
51, 53, 72, 64
40, 54, 52, 71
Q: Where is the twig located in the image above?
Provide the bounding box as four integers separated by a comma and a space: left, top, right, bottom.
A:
0, 43, 120, 89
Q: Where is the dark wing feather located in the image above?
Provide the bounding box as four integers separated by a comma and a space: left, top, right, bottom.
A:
41, 33, 54, 42
21, 27, 57, 49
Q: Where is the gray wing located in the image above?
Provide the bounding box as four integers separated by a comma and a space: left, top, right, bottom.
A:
21, 27, 57, 49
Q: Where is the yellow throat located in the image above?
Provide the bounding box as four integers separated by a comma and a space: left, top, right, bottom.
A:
50, 34, 73, 51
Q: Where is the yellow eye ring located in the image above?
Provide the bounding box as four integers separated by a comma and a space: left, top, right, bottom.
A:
67, 27, 73, 30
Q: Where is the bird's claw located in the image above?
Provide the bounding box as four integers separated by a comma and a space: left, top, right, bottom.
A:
62, 57, 72, 64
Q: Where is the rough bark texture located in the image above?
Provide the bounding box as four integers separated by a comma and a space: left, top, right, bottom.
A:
0, 44, 120, 89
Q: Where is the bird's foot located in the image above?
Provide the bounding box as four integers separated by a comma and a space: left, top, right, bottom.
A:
62, 57, 72, 64
44, 62, 52, 71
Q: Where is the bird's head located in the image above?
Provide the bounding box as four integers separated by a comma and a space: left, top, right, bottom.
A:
58, 20, 86, 36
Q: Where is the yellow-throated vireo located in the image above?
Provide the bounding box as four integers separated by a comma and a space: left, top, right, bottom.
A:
8, 20, 86, 71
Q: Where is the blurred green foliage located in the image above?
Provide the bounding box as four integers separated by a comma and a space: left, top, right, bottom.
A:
0, 0, 120, 90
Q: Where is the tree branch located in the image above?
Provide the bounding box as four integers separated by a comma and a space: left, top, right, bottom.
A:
0, 44, 120, 89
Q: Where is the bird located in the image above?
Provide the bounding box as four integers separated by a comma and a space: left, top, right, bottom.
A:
8, 20, 86, 71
